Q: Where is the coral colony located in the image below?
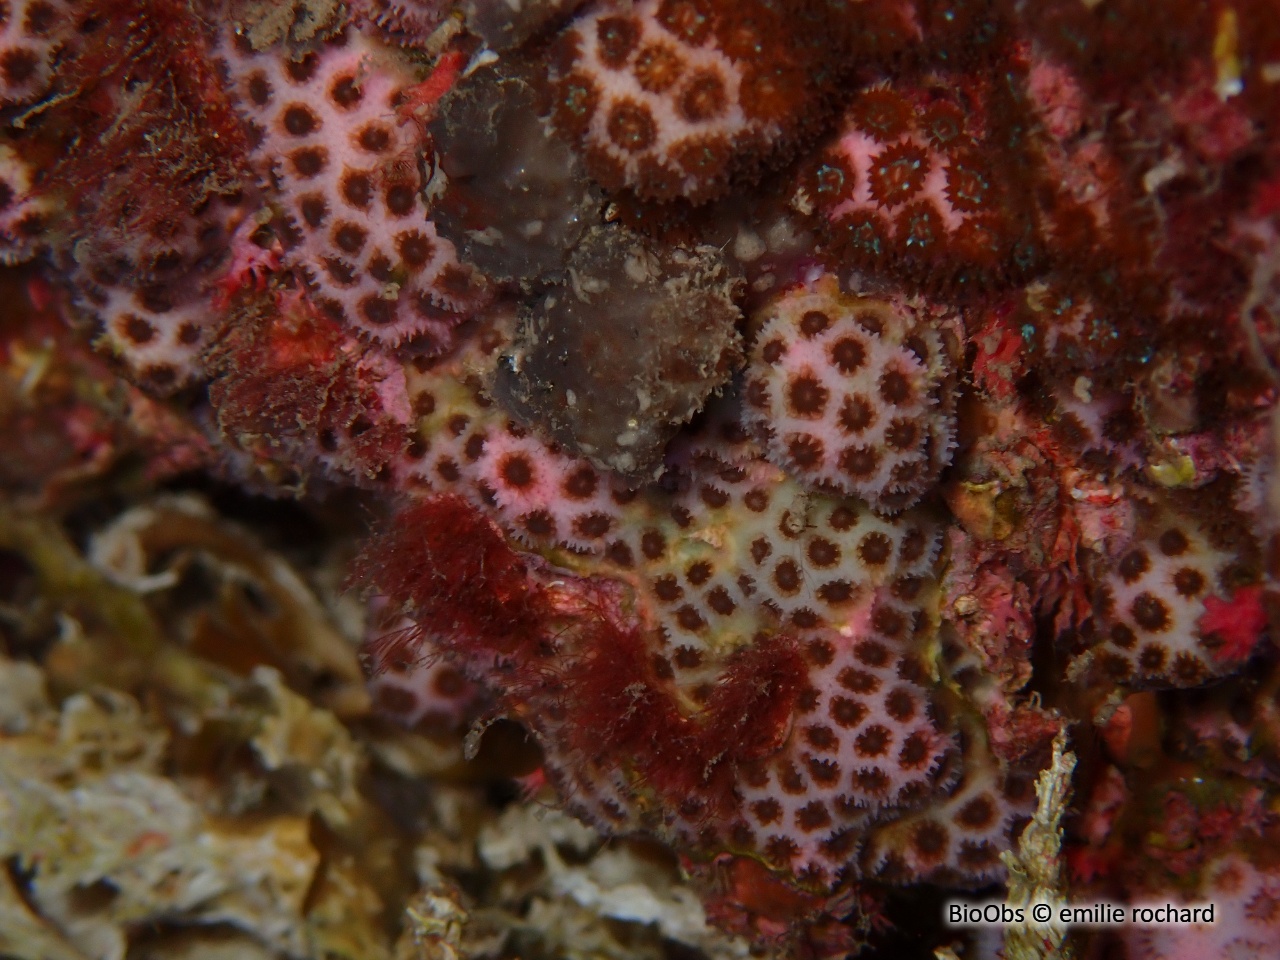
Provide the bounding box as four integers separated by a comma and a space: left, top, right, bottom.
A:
3, 0, 1280, 955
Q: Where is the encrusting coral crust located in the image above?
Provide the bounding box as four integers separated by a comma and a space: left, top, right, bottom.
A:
2, 0, 1280, 956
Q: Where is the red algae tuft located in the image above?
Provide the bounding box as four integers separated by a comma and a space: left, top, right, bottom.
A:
357, 493, 552, 663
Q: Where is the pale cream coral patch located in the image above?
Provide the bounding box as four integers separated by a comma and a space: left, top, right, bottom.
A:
744, 275, 957, 514
218, 29, 486, 348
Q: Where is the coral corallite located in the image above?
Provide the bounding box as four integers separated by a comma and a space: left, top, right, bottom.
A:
5, 0, 1280, 956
